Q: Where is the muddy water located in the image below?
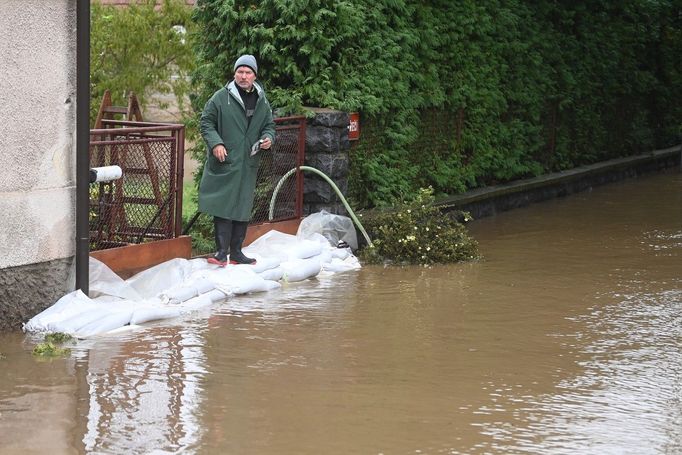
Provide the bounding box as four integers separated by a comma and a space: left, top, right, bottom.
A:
1, 171, 680, 454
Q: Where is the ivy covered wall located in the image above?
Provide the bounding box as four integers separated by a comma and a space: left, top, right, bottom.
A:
191, 0, 681, 208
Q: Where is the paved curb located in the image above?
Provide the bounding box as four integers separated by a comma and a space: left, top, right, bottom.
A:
436, 145, 681, 219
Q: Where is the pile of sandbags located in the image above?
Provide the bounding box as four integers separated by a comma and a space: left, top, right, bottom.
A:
24, 224, 360, 338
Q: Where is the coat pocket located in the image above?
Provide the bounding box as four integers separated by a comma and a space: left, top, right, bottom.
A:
207, 155, 232, 174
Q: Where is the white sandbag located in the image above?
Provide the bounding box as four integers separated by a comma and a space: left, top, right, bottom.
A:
322, 256, 362, 273
161, 286, 199, 305
130, 307, 183, 325
89, 257, 142, 301
125, 258, 194, 298
281, 257, 322, 282
213, 272, 280, 295
23, 290, 98, 333
244, 231, 303, 261
188, 257, 213, 273
234, 256, 280, 273
159, 276, 218, 304
201, 288, 228, 302
317, 248, 333, 266
181, 294, 214, 311
303, 232, 334, 249
245, 233, 322, 261
259, 266, 284, 282
184, 269, 232, 300
285, 240, 323, 260
200, 266, 265, 295
48, 307, 113, 335
194, 278, 216, 294
75, 309, 135, 338
244, 231, 322, 262
297, 210, 358, 250
330, 247, 351, 260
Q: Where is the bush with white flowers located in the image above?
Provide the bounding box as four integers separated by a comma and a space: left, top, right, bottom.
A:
358, 187, 480, 265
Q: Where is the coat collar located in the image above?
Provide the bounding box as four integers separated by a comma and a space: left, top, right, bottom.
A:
226, 80, 263, 108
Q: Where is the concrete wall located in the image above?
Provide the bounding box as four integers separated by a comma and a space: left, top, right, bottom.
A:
0, 0, 77, 331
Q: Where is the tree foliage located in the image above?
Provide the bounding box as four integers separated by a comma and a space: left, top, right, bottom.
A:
191, 0, 681, 208
90, 0, 196, 124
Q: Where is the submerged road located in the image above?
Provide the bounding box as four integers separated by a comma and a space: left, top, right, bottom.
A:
0, 170, 680, 454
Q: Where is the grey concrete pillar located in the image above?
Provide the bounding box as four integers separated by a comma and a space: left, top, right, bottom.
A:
303, 108, 351, 216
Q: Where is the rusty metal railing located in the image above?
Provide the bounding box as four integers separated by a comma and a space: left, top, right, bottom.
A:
90, 115, 305, 253
89, 119, 185, 250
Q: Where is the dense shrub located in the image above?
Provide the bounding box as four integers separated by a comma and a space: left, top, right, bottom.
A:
358, 188, 480, 265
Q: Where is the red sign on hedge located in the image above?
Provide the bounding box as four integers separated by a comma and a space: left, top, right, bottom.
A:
348, 112, 360, 141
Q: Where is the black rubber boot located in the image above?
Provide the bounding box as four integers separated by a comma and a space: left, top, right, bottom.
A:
207, 217, 232, 266
229, 221, 256, 265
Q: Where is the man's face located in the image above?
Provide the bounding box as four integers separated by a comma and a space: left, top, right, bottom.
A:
234, 66, 256, 90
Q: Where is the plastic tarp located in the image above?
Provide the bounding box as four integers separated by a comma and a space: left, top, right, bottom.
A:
24, 218, 360, 338
297, 210, 358, 250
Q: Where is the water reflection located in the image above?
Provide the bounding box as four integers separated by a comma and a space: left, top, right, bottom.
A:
76, 326, 208, 454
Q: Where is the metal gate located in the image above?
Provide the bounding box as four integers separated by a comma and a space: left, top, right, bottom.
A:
89, 120, 185, 250
89, 115, 306, 251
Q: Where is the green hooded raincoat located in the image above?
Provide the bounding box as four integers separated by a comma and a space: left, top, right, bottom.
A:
198, 80, 276, 221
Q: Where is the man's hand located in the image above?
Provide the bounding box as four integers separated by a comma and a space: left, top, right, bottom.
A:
259, 137, 272, 150
212, 144, 228, 162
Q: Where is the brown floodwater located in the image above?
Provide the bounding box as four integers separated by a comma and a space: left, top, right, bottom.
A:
1, 171, 681, 454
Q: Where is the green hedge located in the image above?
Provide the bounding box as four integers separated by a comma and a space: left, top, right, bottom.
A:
191, 0, 681, 208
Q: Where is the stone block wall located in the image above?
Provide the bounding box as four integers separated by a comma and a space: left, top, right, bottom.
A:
303, 108, 351, 216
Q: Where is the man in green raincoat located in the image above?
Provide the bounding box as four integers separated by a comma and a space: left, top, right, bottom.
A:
198, 54, 276, 266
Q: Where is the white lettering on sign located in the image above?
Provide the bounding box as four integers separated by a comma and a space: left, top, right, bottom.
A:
348, 113, 360, 140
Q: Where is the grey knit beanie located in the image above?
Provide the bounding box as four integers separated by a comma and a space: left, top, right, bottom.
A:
234, 54, 258, 74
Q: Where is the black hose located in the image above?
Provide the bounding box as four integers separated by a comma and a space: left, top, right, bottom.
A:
182, 210, 202, 235
137, 195, 173, 244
